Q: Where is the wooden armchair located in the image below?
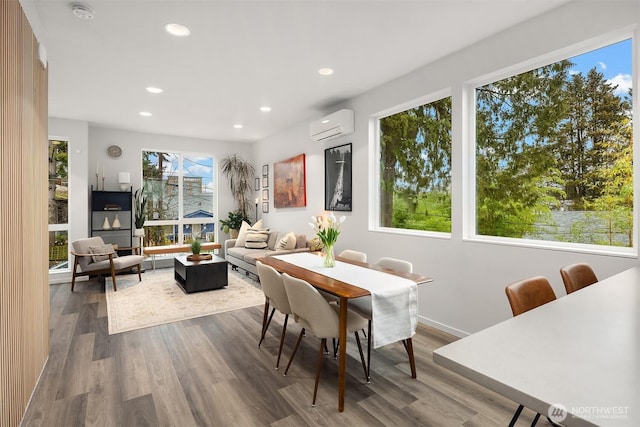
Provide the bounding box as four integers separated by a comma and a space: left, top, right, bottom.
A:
71, 237, 144, 291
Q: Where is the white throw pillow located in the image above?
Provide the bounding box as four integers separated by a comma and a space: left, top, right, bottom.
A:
275, 232, 296, 250
235, 219, 263, 247
234, 221, 252, 247
88, 244, 117, 263
245, 229, 269, 249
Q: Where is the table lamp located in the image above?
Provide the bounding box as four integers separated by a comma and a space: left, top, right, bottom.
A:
118, 172, 130, 191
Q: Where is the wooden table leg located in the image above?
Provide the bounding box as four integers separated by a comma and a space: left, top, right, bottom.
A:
338, 296, 347, 412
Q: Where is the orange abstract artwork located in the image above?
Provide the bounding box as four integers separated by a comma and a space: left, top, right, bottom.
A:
273, 153, 306, 208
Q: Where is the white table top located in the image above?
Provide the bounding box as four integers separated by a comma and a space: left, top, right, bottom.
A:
433, 266, 639, 426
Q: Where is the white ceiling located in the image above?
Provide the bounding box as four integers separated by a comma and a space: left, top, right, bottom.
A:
22, 0, 571, 143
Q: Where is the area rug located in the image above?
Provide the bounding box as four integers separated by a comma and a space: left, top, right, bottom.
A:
105, 269, 264, 334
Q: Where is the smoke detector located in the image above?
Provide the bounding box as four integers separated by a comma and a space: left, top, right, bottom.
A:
71, 3, 95, 20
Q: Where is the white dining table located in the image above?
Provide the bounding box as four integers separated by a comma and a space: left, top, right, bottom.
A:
433, 266, 639, 426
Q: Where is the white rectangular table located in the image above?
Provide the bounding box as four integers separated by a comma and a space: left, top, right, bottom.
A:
433, 266, 639, 426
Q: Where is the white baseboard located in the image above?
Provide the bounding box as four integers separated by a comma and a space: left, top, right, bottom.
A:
417, 315, 470, 338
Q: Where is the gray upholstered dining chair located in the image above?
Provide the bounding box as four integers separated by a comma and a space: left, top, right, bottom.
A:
71, 236, 144, 292
504, 276, 558, 426
281, 273, 368, 406
560, 263, 598, 294
348, 257, 416, 382
256, 260, 293, 370
338, 249, 367, 263
319, 249, 368, 306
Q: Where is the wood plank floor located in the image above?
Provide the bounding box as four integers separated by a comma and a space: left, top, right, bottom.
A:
22, 269, 546, 427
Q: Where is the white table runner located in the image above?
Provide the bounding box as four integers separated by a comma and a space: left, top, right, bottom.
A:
273, 252, 417, 348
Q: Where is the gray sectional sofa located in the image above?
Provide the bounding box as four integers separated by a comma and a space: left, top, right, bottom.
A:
224, 231, 311, 277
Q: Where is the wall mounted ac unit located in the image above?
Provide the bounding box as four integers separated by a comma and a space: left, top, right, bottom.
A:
309, 109, 354, 142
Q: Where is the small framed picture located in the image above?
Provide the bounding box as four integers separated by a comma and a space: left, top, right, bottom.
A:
262, 202, 269, 213
262, 164, 269, 177
254, 177, 260, 191
262, 189, 269, 200
262, 176, 269, 188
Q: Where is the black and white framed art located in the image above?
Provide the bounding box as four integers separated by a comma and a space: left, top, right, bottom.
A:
324, 143, 352, 211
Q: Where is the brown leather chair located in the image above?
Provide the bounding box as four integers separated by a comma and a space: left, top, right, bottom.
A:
505, 276, 557, 317
504, 276, 557, 426
560, 263, 598, 294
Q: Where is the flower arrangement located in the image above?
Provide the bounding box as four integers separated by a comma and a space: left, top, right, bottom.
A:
309, 213, 346, 267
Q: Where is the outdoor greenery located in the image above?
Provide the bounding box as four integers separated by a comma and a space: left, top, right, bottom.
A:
380, 41, 632, 247
380, 97, 452, 232
142, 151, 172, 223
476, 57, 632, 246
48, 140, 68, 225
48, 140, 69, 268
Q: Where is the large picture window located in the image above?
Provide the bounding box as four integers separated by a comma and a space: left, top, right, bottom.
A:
378, 95, 452, 233
142, 151, 216, 247
474, 38, 633, 249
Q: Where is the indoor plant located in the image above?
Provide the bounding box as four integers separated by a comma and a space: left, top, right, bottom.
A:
133, 188, 147, 237
220, 210, 249, 238
190, 239, 201, 255
220, 154, 255, 222
187, 239, 212, 261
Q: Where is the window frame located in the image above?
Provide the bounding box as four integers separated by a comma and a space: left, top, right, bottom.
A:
48, 137, 70, 273
142, 149, 217, 247
464, 32, 637, 258
369, 88, 453, 240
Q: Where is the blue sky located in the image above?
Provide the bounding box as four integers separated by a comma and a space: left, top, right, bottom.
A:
569, 38, 632, 96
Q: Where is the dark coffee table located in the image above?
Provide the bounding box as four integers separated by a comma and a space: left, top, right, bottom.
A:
174, 255, 228, 293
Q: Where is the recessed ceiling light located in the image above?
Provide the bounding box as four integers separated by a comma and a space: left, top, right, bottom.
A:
71, 3, 95, 20
260, 106, 272, 112
318, 68, 334, 76
139, 111, 152, 117
146, 87, 163, 94
233, 124, 243, 129
164, 23, 190, 37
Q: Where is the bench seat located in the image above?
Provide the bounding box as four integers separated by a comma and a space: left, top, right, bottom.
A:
144, 242, 221, 255
145, 242, 222, 269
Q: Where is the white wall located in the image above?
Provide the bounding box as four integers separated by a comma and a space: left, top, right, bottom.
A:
253, 1, 640, 336
88, 126, 254, 239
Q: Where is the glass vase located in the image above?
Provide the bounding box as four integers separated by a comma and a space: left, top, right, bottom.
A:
323, 243, 335, 268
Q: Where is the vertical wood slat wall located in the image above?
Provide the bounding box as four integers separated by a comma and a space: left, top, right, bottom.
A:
1, 1, 49, 427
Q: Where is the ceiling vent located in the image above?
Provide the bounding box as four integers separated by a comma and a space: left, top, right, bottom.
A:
309, 109, 354, 142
